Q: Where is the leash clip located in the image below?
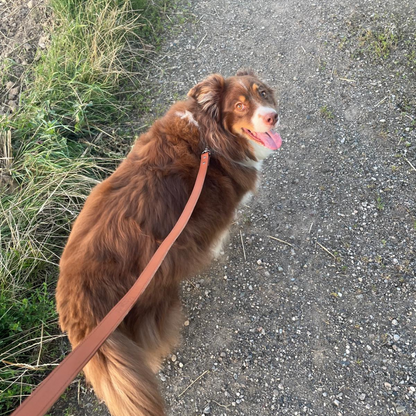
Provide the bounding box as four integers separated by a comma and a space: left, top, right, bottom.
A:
201, 148, 210, 166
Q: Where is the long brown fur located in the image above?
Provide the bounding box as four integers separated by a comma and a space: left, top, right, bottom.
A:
56, 71, 279, 416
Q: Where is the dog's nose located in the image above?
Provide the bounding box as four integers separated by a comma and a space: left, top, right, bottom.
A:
263, 111, 278, 126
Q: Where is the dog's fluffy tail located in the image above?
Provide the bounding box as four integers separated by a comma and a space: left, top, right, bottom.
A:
83, 330, 164, 416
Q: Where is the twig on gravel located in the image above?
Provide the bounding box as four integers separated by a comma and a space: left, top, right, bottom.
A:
404, 157, 416, 172
316, 242, 336, 259
178, 370, 209, 398
240, 230, 247, 261
338, 77, 356, 83
187, 280, 197, 289
194, 14, 204, 24
375, 96, 388, 107
212, 400, 231, 409
268, 235, 293, 248
197, 33, 207, 49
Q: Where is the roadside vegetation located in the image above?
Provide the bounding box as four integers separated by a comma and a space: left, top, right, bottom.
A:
0, 0, 174, 412
340, 11, 416, 69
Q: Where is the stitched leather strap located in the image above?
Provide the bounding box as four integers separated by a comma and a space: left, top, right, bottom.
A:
11, 151, 210, 416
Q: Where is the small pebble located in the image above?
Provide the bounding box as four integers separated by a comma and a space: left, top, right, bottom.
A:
359, 393, 366, 401
7, 100, 17, 111
38, 36, 48, 49
8, 87, 19, 99
171, 354, 177, 362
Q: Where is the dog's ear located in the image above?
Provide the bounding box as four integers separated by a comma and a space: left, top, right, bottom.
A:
187, 74, 225, 121
236, 68, 255, 77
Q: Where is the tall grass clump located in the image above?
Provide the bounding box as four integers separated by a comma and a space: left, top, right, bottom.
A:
0, 0, 170, 412
18, 0, 151, 133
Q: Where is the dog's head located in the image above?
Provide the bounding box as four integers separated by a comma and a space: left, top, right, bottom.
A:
188, 70, 282, 159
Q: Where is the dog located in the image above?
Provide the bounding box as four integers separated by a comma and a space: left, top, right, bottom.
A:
56, 69, 282, 416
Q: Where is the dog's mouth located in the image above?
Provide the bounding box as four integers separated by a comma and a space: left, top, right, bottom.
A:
242, 128, 282, 150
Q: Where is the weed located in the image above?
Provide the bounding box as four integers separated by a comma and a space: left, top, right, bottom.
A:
0, 59, 17, 86
320, 105, 335, 119
376, 195, 385, 211
345, 12, 416, 73
406, 49, 416, 67
359, 27, 398, 59
318, 59, 327, 72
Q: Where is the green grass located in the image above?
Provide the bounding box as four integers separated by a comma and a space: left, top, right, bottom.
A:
358, 27, 399, 59
0, 0, 174, 412
0, 59, 16, 86
16, 0, 154, 134
375, 195, 385, 211
320, 105, 335, 120
343, 12, 416, 68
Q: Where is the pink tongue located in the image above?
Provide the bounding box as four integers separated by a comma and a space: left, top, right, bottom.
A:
257, 131, 282, 150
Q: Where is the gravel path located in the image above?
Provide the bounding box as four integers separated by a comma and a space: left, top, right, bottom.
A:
146, 1, 416, 415
29, 0, 416, 414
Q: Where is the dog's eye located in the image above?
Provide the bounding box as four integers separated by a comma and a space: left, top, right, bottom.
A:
260, 90, 267, 98
235, 102, 246, 111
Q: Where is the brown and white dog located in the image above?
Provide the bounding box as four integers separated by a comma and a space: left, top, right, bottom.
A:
56, 69, 282, 416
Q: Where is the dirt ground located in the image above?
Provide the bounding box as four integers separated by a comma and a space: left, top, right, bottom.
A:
2, 0, 415, 415
0, 0, 50, 114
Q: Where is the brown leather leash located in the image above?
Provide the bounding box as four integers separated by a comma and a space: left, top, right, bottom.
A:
11, 150, 210, 416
